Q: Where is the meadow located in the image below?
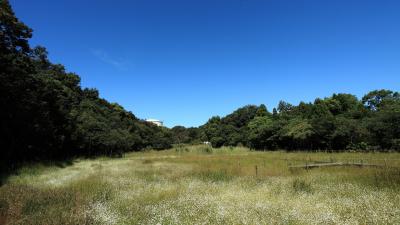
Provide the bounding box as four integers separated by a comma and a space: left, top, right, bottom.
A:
1, 146, 400, 225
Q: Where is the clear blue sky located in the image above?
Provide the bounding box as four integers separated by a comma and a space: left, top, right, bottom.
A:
11, 0, 400, 127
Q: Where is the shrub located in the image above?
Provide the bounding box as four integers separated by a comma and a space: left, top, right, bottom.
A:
346, 142, 369, 151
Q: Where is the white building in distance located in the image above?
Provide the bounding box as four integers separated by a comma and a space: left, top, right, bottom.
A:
145, 119, 163, 127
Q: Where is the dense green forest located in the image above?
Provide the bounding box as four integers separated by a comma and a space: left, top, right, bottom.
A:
176, 91, 400, 151
0, 0, 172, 172
1, 0, 399, 173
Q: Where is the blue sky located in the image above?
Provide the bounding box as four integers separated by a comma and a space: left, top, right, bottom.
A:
11, 0, 400, 127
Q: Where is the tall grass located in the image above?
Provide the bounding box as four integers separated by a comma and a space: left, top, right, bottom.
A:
0, 146, 399, 224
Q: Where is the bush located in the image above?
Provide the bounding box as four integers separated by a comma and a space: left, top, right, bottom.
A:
346, 142, 369, 151
210, 137, 225, 148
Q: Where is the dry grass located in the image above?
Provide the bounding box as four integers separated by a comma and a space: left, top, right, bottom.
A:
1, 146, 399, 224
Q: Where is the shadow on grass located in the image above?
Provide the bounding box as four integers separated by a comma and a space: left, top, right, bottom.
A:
0, 158, 75, 186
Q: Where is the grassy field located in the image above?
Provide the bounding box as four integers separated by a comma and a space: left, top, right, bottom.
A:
1, 146, 400, 225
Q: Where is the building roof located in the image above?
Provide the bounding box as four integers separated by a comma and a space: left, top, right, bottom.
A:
146, 119, 162, 122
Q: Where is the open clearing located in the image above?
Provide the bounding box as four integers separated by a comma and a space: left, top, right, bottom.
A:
1, 146, 400, 225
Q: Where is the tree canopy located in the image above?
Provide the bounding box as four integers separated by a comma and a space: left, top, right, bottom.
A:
0, 0, 172, 172
187, 92, 400, 151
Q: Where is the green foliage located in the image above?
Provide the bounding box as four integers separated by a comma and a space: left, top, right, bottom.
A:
172, 90, 400, 152
346, 142, 369, 151
199, 105, 261, 147
392, 139, 400, 151
362, 89, 398, 110
193, 90, 400, 152
281, 118, 314, 140
247, 116, 275, 149
256, 104, 268, 117
170, 126, 201, 144
0, 1, 172, 172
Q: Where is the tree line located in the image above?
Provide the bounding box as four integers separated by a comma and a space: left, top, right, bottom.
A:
0, 0, 172, 172
173, 91, 400, 151
1, 1, 399, 173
